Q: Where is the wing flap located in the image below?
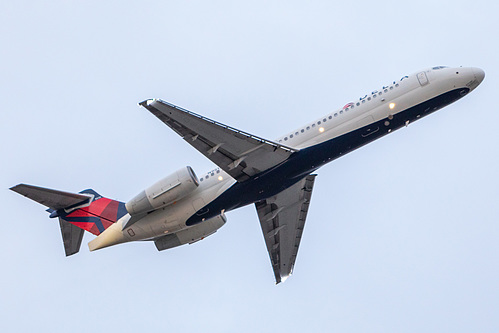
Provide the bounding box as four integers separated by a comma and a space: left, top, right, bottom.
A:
139, 99, 298, 182
255, 174, 317, 283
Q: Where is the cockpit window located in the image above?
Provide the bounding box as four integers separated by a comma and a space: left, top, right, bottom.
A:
432, 66, 448, 70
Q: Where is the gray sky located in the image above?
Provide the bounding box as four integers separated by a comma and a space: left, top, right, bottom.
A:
2, 1, 498, 332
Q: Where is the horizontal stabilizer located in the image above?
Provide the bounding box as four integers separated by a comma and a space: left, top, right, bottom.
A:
58, 217, 85, 256
10, 184, 92, 210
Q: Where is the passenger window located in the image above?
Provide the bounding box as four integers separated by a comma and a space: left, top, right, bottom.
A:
290, 134, 293, 138
312, 124, 316, 127
301, 129, 304, 133
356, 102, 360, 106
340, 110, 343, 114
284, 137, 288, 141
329, 115, 332, 119
367, 97, 371, 101
384, 89, 388, 93
334, 113, 338, 117
306, 126, 310, 130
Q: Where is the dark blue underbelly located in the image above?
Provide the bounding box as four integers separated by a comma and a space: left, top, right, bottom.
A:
186, 87, 469, 226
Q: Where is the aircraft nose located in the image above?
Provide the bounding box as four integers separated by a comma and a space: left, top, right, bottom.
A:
472, 67, 485, 84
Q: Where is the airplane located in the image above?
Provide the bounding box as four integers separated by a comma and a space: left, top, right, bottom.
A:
11, 66, 485, 284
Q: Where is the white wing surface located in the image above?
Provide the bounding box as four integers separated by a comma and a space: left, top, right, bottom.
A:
139, 99, 298, 182
255, 174, 317, 284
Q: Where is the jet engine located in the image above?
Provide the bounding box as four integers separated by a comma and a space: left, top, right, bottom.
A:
154, 213, 227, 251
126, 166, 199, 215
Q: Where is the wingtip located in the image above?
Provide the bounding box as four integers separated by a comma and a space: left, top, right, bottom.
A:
138, 99, 156, 108
274, 275, 290, 285
10, 184, 25, 193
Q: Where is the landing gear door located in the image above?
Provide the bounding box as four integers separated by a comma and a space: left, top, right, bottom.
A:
417, 72, 429, 86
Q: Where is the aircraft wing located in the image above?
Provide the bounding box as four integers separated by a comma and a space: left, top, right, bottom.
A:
255, 174, 317, 284
139, 99, 299, 182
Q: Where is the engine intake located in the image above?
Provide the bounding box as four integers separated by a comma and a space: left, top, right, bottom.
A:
126, 166, 199, 215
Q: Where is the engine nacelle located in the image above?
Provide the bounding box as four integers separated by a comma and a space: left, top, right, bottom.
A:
154, 214, 227, 251
126, 166, 199, 215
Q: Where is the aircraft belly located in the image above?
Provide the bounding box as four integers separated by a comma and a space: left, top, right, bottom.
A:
303, 87, 470, 167
186, 87, 470, 226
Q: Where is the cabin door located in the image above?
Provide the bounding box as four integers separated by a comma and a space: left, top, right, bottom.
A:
417, 72, 429, 86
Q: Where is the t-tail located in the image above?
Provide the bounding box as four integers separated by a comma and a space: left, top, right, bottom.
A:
10, 184, 127, 256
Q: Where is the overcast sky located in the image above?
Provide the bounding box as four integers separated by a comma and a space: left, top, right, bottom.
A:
1, 1, 498, 332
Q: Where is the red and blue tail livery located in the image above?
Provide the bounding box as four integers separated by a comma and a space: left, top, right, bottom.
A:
10, 184, 127, 255
56, 189, 127, 236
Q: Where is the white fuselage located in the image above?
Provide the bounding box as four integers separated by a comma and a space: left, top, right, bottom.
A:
88, 66, 484, 251
278, 66, 480, 149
